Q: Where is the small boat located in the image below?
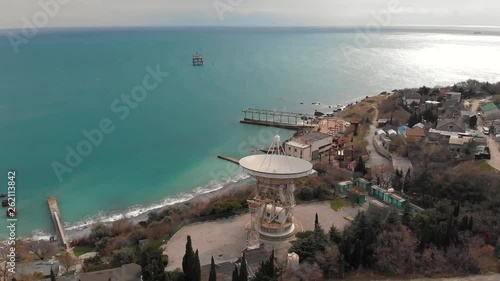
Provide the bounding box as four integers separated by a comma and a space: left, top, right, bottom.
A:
2, 200, 9, 207
0, 194, 6, 198
6, 209, 15, 217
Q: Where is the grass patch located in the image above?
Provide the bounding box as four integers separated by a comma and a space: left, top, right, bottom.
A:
331, 199, 347, 211
73, 246, 95, 257
478, 161, 494, 170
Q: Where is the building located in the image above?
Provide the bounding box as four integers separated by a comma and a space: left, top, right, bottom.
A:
449, 135, 473, 152
461, 111, 476, 123
404, 128, 426, 139
285, 131, 333, 161
403, 92, 422, 106
79, 263, 142, 281
284, 141, 311, 161
480, 102, 498, 113
412, 122, 425, 129
16, 260, 60, 279
445, 91, 462, 102
435, 119, 465, 133
355, 178, 372, 191
387, 129, 397, 139
370, 185, 407, 208
336, 180, 353, 198
348, 186, 368, 204
483, 107, 500, 121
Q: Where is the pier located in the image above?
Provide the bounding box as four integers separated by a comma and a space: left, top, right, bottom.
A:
241, 108, 317, 130
217, 155, 240, 164
47, 197, 69, 250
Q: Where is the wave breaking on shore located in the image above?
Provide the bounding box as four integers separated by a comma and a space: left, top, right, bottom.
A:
30, 173, 252, 240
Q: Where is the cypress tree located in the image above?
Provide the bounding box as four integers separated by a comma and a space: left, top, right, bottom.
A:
239, 253, 248, 281
50, 268, 56, 281
402, 204, 412, 226
232, 266, 239, 281
467, 216, 473, 231
495, 237, 500, 259
315, 213, 319, 226
209, 256, 216, 281
183, 236, 195, 280
328, 225, 341, 244
192, 250, 201, 281
453, 202, 460, 217
459, 216, 468, 231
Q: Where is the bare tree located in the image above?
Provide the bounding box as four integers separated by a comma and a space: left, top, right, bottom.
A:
59, 252, 78, 273
374, 227, 417, 276
28, 240, 57, 260
281, 262, 323, 281
315, 245, 340, 279
0, 244, 12, 281
371, 164, 394, 189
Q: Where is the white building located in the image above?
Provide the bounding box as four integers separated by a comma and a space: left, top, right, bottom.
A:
285, 131, 333, 161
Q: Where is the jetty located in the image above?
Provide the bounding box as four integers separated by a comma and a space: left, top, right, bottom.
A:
47, 197, 69, 250
241, 108, 317, 130
217, 155, 240, 164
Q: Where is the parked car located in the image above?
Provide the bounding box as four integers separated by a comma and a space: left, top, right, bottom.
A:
483, 127, 490, 135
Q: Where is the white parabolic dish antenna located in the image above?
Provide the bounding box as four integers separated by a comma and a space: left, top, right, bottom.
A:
239, 154, 313, 179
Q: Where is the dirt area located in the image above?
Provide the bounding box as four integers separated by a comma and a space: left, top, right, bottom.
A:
163, 201, 363, 271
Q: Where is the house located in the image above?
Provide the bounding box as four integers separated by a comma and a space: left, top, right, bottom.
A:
370, 185, 407, 208
404, 128, 426, 139
376, 129, 387, 137
480, 102, 498, 113
355, 178, 372, 191
387, 129, 397, 139
380, 135, 394, 151
336, 181, 353, 197
449, 135, 473, 152
387, 193, 407, 208
483, 107, 500, 121
412, 122, 425, 129
435, 119, 465, 133
16, 260, 60, 278
461, 111, 476, 123
445, 91, 462, 102
79, 263, 142, 281
403, 92, 421, 106
285, 131, 332, 161
475, 146, 490, 160
348, 186, 368, 204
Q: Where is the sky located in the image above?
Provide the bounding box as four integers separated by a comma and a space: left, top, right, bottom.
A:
1, 0, 499, 30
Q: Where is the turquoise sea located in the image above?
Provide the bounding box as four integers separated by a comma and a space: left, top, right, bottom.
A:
0, 27, 499, 238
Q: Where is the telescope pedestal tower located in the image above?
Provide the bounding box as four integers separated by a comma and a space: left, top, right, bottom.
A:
240, 135, 313, 249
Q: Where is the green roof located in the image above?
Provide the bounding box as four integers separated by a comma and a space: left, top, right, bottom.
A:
481, 103, 498, 112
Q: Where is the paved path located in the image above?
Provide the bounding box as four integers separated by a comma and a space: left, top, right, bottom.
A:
365, 104, 391, 168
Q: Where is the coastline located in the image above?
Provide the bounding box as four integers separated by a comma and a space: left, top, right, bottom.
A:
65, 176, 256, 241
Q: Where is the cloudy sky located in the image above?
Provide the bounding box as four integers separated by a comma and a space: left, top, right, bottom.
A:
1, 0, 499, 29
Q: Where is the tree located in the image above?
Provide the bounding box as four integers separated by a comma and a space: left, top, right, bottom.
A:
89, 223, 112, 245
371, 164, 394, 189
374, 227, 416, 276
182, 236, 195, 280
239, 254, 248, 281
469, 115, 477, 128
354, 156, 367, 175
232, 266, 239, 281
141, 246, 167, 281
59, 252, 78, 273
254, 250, 279, 281
328, 225, 341, 244
111, 247, 136, 267
402, 204, 412, 227
315, 245, 340, 279
28, 240, 57, 260
453, 202, 460, 217
192, 250, 201, 281
495, 237, 500, 260
50, 268, 56, 281
209, 256, 216, 281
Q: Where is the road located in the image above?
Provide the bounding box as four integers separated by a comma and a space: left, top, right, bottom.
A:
470, 99, 500, 171
365, 104, 391, 168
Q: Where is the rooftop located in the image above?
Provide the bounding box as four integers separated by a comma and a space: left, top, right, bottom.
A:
285, 140, 310, 149
404, 92, 421, 99
449, 135, 473, 145
338, 180, 353, 186
481, 102, 498, 112
388, 193, 406, 203
295, 131, 332, 143
436, 118, 466, 132
405, 128, 426, 138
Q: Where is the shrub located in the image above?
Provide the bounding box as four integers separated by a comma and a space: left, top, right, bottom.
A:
298, 187, 314, 201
